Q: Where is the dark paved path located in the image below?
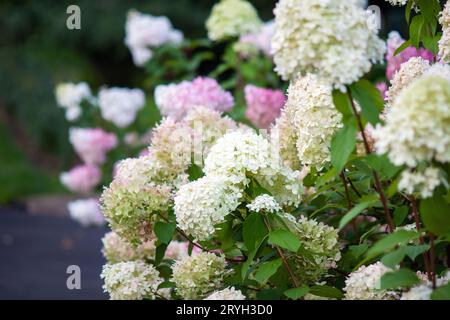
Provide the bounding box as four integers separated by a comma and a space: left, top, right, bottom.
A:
0, 206, 108, 299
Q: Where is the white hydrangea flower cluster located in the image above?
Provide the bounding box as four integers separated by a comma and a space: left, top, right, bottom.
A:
174, 176, 242, 241
401, 285, 433, 300
439, 1, 450, 63
401, 272, 450, 300
171, 252, 230, 299
125, 10, 183, 66
280, 213, 341, 284
67, 198, 105, 227
101, 260, 163, 300
204, 130, 274, 185
385, 57, 430, 106
271, 0, 385, 90
55, 82, 93, 121
270, 112, 302, 170
344, 262, 398, 300
204, 130, 303, 205
247, 194, 282, 213
204, 287, 246, 300
206, 0, 261, 41
280, 74, 343, 171
98, 87, 145, 128
398, 167, 442, 199
374, 71, 450, 199
101, 231, 156, 263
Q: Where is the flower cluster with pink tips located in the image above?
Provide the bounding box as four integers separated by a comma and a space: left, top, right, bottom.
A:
60, 165, 102, 194
69, 127, 118, 165
385, 31, 434, 81
154, 77, 234, 120
244, 84, 285, 129
60, 128, 118, 195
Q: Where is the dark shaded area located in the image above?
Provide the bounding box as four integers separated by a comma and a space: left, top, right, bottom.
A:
0, 206, 108, 299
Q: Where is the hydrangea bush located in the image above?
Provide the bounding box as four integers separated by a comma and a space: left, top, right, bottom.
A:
59, 0, 450, 300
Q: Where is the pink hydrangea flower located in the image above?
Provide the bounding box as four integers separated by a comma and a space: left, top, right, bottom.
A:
386, 31, 434, 80
376, 82, 388, 100
244, 84, 285, 129
69, 127, 118, 165
154, 77, 234, 120
60, 164, 102, 194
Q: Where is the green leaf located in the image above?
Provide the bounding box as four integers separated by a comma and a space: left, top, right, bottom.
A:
216, 219, 233, 250
187, 164, 204, 181
410, 15, 425, 48
395, 40, 412, 56
339, 198, 378, 229
381, 246, 407, 269
332, 90, 353, 119
241, 250, 256, 280
154, 221, 176, 245
331, 120, 357, 172
405, 244, 430, 261
431, 283, 450, 300
366, 230, 420, 259
405, 1, 413, 24
420, 195, 450, 236
422, 34, 441, 55
155, 243, 168, 265
254, 259, 282, 284
393, 206, 409, 227
350, 80, 383, 125
269, 229, 301, 252
349, 243, 369, 259
158, 281, 176, 289
365, 154, 401, 179
243, 212, 267, 252
256, 289, 281, 300
309, 285, 343, 299
284, 286, 310, 300
380, 269, 420, 290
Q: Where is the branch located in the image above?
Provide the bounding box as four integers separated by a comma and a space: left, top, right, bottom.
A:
409, 196, 432, 280
340, 171, 359, 239
347, 89, 395, 233
262, 215, 300, 288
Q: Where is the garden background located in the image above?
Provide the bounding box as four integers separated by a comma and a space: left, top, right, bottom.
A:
0, 0, 408, 299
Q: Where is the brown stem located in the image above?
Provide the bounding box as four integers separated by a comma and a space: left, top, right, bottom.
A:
340, 171, 359, 239
429, 233, 437, 289
347, 176, 362, 198
410, 197, 432, 280
347, 89, 395, 233
262, 215, 300, 288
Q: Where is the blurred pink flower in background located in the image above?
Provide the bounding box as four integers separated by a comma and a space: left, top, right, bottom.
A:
60, 165, 102, 194
154, 77, 234, 120
376, 82, 388, 100
69, 127, 118, 165
386, 31, 434, 81
244, 84, 285, 129
238, 20, 275, 57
